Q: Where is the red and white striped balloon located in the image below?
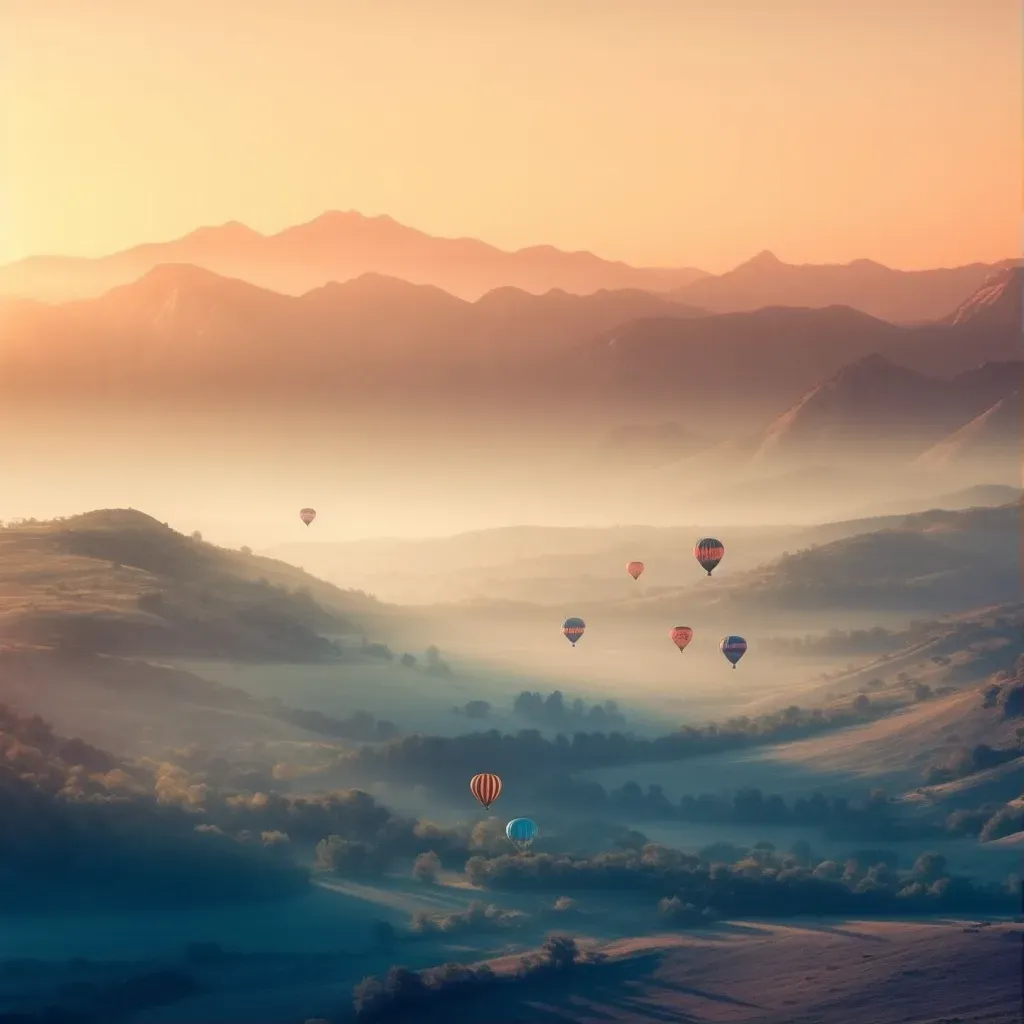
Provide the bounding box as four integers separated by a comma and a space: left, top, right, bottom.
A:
469, 773, 503, 810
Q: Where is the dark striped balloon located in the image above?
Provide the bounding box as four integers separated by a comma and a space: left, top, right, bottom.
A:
562, 617, 586, 646
470, 773, 503, 810
720, 635, 747, 668
694, 537, 724, 576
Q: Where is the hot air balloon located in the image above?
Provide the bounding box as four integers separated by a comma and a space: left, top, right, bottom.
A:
469, 773, 502, 810
562, 617, 586, 646
299, 508, 316, 526
720, 635, 747, 668
694, 537, 724, 576
669, 625, 694, 653
626, 561, 644, 580
506, 817, 538, 852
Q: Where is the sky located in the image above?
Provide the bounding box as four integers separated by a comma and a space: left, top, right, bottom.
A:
1, 0, 1019, 273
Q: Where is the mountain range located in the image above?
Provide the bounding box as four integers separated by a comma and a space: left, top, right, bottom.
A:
587, 267, 1022, 434
0, 212, 707, 305
673, 249, 1018, 324
1, 261, 1020, 455
0, 211, 1014, 323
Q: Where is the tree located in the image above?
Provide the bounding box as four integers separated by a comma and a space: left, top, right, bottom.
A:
413, 851, 441, 883
464, 700, 491, 720
240, 545, 252, 556
400, 653, 417, 668
191, 530, 203, 542
541, 934, 580, 971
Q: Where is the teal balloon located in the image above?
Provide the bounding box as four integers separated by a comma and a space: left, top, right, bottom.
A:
506, 818, 538, 849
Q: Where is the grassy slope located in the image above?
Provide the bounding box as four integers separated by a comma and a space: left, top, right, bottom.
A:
120, 918, 1022, 1024
474, 920, 1022, 1024
0, 650, 356, 759
0, 509, 401, 660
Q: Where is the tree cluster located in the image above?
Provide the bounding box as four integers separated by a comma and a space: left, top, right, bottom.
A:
347, 935, 597, 1022
336, 698, 889, 797
512, 690, 627, 731
463, 844, 1016, 920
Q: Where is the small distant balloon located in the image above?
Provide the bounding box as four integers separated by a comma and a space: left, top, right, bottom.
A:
695, 538, 724, 576
469, 773, 502, 810
669, 626, 694, 653
720, 635, 747, 668
626, 561, 644, 580
562, 617, 586, 647
506, 817, 538, 851
299, 508, 316, 526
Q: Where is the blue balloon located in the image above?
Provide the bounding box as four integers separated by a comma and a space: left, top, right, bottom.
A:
720, 635, 747, 668
506, 817, 538, 849
562, 617, 586, 646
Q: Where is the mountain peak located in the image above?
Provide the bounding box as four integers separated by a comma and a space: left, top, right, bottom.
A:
738, 250, 785, 271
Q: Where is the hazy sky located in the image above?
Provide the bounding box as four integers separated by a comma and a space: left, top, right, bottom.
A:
2, 0, 1019, 271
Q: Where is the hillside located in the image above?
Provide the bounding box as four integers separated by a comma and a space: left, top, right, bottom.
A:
853, 482, 1022, 517
750, 354, 990, 464
0, 211, 708, 303
914, 393, 1020, 472
0, 509, 395, 660
672, 248, 1016, 324
456, 921, 1022, 1024
0, 649, 407, 761
608, 502, 1021, 621
761, 685, 1024, 794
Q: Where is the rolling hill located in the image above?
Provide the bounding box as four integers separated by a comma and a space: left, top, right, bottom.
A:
455, 921, 1023, 1024
0, 211, 709, 303
603, 502, 1022, 622
0, 508, 395, 660
672, 248, 1018, 324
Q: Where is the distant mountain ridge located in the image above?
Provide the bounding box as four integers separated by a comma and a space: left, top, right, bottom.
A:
1, 263, 1019, 442
673, 250, 1020, 325
0, 211, 709, 303
0, 210, 1013, 323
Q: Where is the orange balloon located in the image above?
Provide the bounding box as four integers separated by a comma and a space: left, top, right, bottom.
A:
626, 561, 644, 580
669, 626, 694, 652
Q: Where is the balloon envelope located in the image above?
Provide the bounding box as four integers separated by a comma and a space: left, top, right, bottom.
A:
506, 817, 538, 849
469, 773, 502, 809
299, 508, 316, 526
720, 635, 747, 667
695, 538, 724, 575
669, 626, 694, 652
626, 561, 644, 580
562, 617, 586, 645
